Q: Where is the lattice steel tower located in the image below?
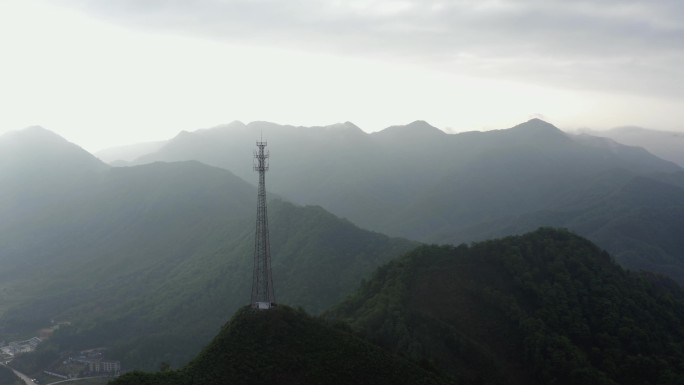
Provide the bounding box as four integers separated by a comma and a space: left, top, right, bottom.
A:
251, 139, 276, 310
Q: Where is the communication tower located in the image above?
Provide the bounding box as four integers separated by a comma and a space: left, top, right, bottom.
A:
251, 139, 276, 309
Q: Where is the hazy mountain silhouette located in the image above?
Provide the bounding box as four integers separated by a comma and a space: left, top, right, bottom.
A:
0, 127, 415, 370
327, 228, 684, 385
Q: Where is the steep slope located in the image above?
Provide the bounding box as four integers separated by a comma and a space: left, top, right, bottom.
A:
0, 128, 416, 370
0, 160, 253, 276
0, 158, 256, 368
327, 228, 684, 385
109, 306, 451, 385
268, 201, 418, 313
579, 126, 684, 168
0, 126, 108, 220
0, 127, 110, 276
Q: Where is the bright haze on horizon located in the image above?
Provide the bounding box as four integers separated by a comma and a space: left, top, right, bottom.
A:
1, 0, 683, 152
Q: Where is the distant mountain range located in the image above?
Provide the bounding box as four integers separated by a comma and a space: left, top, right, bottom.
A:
99, 123, 684, 168
95, 119, 684, 282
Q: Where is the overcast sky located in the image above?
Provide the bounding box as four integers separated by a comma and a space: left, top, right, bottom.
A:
1, 0, 683, 151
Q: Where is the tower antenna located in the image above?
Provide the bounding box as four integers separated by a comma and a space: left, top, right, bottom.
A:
251, 138, 275, 309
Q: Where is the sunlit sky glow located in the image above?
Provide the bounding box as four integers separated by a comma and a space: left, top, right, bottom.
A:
1, 0, 683, 152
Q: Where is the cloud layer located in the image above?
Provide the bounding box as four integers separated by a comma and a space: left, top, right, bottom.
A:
62, 0, 684, 98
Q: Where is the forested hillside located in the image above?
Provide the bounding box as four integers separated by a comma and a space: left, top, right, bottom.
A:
327, 228, 684, 385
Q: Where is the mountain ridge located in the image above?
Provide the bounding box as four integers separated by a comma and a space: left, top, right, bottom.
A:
83, 119, 684, 283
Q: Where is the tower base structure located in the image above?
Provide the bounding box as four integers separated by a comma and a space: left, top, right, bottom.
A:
253, 301, 276, 310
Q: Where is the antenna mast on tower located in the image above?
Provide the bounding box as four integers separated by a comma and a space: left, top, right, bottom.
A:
251, 139, 276, 310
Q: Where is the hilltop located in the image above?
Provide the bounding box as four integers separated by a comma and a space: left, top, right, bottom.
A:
327, 228, 684, 385
110, 306, 451, 385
